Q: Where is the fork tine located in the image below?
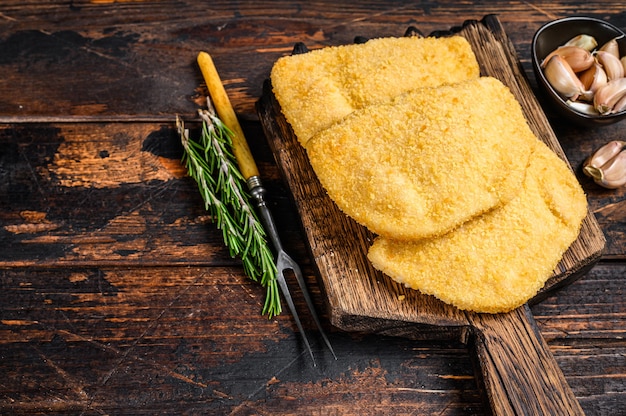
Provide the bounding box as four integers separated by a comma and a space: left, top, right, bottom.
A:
244, 178, 335, 365
281, 253, 337, 361
275, 266, 317, 366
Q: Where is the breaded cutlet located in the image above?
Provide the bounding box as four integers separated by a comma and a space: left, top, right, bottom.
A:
270, 36, 480, 146
367, 141, 587, 313
306, 77, 536, 240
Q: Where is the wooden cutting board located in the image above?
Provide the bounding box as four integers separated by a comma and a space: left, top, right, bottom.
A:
256, 14, 605, 415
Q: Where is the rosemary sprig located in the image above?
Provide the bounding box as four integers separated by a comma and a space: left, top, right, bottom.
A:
177, 105, 281, 318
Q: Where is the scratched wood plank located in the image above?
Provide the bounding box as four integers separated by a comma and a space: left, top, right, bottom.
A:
530, 262, 626, 414
0, 2, 625, 415
0, 266, 486, 415
1, 263, 622, 415
0, 1, 624, 119
0, 120, 298, 267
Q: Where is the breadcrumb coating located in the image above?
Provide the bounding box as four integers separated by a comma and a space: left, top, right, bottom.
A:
270, 36, 480, 146
367, 141, 587, 313
306, 77, 536, 240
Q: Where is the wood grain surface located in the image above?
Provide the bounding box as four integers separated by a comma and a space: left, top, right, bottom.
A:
1, 1, 625, 415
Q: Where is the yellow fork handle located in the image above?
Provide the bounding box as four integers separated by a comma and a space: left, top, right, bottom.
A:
197, 51, 260, 180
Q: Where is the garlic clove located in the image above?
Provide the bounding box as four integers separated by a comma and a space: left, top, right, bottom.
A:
583, 140, 626, 169
621, 56, 626, 74
541, 45, 595, 72
543, 55, 587, 100
564, 34, 598, 51
599, 151, 626, 188
566, 99, 599, 115
595, 50, 625, 80
585, 150, 626, 189
598, 37, 621, 59
578, 63, 608, 100
594, 78, 626, 114
611, 93, 626, 114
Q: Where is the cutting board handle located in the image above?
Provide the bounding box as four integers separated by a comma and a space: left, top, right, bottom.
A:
468, 305, 584, 415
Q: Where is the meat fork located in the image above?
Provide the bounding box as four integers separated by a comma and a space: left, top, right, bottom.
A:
197, 51, 336, 366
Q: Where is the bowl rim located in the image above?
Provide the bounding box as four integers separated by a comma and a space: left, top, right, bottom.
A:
531, 16, 626, 123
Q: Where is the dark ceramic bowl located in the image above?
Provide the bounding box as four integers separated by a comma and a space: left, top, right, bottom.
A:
532, 16, 626, 127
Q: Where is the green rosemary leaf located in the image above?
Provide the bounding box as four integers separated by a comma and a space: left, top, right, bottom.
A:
177, 112, 281, 318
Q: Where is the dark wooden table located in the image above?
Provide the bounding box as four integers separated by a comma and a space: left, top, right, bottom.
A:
1, 1, 624, 415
